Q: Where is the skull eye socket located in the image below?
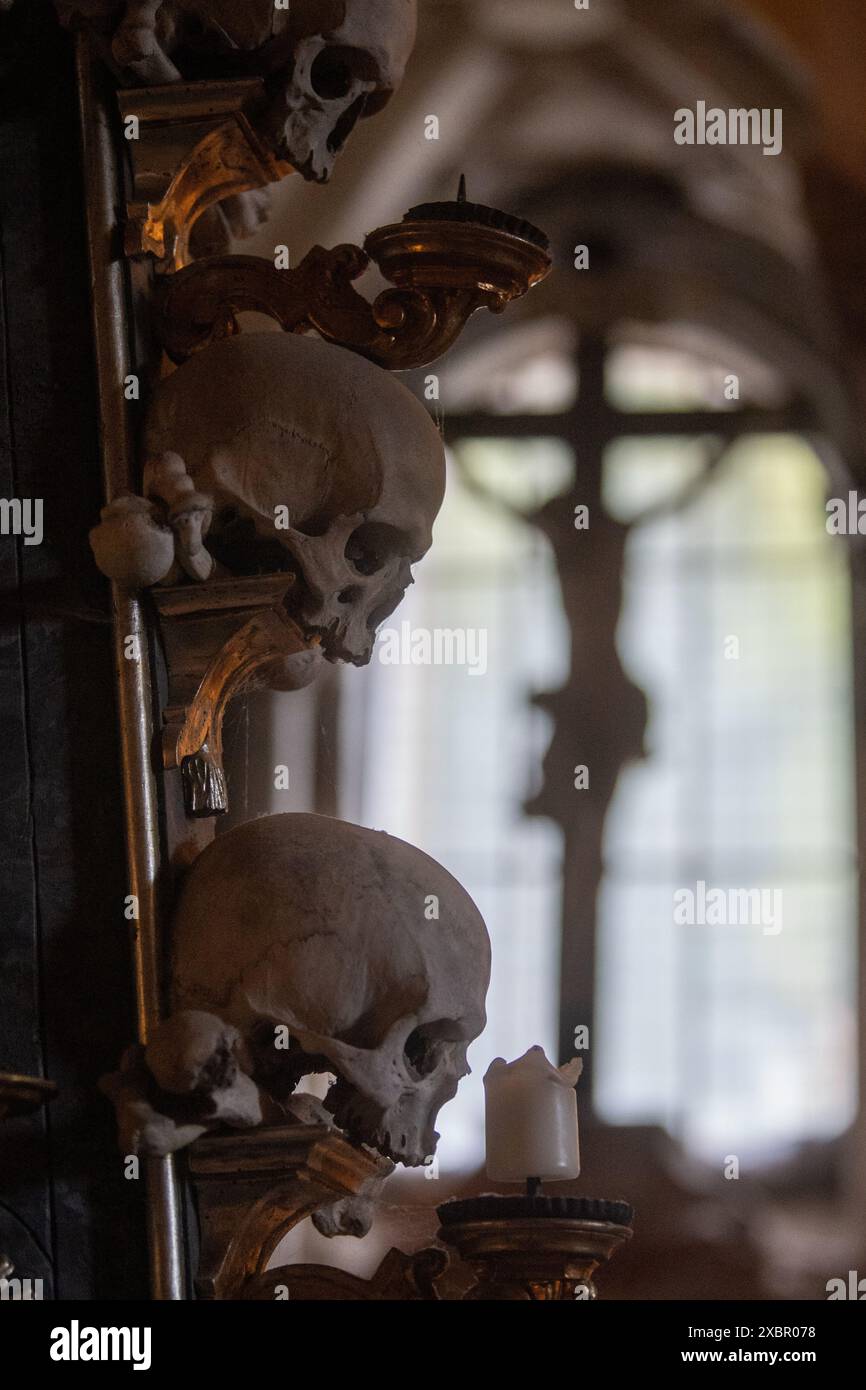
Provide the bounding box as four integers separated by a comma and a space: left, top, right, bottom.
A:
344, 521, 405, 577
310, 48, 354, 100
404, 1027, 441, 1080
404, 1021, 464, 1081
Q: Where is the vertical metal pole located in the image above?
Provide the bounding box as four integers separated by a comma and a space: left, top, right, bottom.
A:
847, 550, 866, 1242
75, 35, 185, 1300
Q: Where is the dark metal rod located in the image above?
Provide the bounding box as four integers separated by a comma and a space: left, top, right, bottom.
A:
75, 34, 185, 1302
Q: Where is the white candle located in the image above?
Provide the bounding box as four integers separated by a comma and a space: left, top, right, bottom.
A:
483, 1045, 582, 1182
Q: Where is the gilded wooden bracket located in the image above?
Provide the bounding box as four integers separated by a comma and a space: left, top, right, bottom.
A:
150, 574, 317, 818
117, 79, 292, 270
244, 1246, 448, 1301
187, 1124, 394, 1301
155, 204, 552, 369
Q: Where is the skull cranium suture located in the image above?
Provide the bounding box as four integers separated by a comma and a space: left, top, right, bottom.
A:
144, 332, 446, 665
57, 2, 417, 183
163, 812, 490, 1167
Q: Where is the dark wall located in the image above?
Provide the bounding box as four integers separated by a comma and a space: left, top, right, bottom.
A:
0, 0, 148, 1299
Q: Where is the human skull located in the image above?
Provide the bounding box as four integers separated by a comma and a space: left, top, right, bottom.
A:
56, 2, 417, 182
171, 813, 491, 1167
100, 1011, 263, 1157
144, 332, 445, 665
259, 0, 418, 183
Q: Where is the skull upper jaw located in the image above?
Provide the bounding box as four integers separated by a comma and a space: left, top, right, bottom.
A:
252, 1011, 473, 1169
326, 1065, 465, 1168
291, 557, 417, 666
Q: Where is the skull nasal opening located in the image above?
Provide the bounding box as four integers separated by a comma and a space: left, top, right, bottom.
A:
327, 93, 369, 154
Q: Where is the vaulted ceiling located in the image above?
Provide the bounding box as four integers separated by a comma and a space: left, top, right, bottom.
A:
248, 0, 819, 264
240, 0, 866, 442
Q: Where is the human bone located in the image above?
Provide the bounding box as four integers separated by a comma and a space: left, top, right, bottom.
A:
55, 2, 417, 182
312, 1172, 391, 1240
100, 1012, 263, 1156
166, 484, 215, 580
89, 451, 217, 587
145, 1011, 248, 1098
89, 494, 176, 588
258, 0, 417, 184
278, 1091, 392, 1239
144, 333, 446, 665
108, 813, 490, 1168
